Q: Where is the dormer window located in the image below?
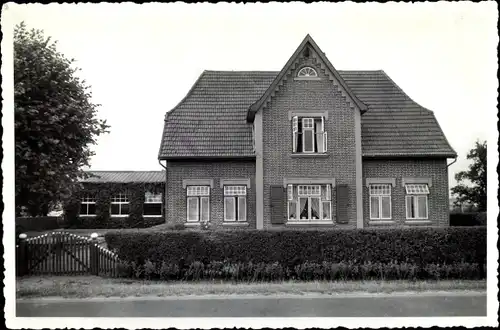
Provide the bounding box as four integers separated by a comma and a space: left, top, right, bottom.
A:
297, 67, 318, 78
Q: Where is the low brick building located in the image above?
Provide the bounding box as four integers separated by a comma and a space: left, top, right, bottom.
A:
66, 171, 166, 228
157, 34, 456, 230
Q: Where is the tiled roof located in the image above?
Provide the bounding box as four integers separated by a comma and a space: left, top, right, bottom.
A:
159, 71, 276, 158
80, 171, 165, 183
159, 70, 456, 158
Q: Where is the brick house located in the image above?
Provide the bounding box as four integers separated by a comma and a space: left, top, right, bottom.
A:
158, 34, 456, 230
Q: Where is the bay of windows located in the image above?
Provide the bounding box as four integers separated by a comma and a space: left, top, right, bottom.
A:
288, 184, 331, 221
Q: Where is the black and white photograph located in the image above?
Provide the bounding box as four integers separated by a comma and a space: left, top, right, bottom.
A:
2, 2, 498, 328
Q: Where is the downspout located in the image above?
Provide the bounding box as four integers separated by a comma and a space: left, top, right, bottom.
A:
158, 159, 167, 223
447, 157, 457, 168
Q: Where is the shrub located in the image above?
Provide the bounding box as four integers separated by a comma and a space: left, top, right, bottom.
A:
159, 261, 180, 280
450, 212, 486, 226
143, 260, 156, 280
106, 227, 486, 267
116, 261, 133, 278
117, 260, 483, 281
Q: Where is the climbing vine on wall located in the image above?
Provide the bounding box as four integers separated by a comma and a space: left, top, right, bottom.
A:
64, 182, 165, 229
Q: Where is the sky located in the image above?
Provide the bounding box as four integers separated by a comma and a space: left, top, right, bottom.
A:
3, 2, 498, 189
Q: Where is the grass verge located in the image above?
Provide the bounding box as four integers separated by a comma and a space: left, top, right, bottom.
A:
16, 276, 486, 299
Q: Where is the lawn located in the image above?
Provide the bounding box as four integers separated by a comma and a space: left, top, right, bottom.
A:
16, 276, 486, 299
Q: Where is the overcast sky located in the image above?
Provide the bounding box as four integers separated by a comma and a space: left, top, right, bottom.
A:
4, 2, 498, 189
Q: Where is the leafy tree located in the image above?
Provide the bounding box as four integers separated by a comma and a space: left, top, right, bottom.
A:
14, 22, 109, 216
451, 140, 487, 212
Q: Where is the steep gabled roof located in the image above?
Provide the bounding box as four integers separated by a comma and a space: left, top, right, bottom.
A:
158, 69, 456, 159
247, 34, 367, 122
158, 71, 276, 159
80, 171, 165, 183
339, 70, 456, 157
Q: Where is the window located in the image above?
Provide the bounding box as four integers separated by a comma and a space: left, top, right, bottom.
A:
224, 185, 247, 222
80, 194, 96, 216
369, 184, 392, 220
297, 66, 318, 77
288, 184, 331, 221
110, 193, 129, 216
144, 192, 162, 216
186, 186, 210, 222
405, 184, 429, 219
292, 116, 327, 153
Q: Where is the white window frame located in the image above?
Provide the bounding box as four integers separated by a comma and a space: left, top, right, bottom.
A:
223, 185, 247, 222
292, 116, 327, 154
288, 184, 331, 221
143, 191, 162, 217
186, 186, 210, 222
110, 193, 129, 217
80, 195, 96, 216
405, 184, 429, 220
297, 66, 318, 77
369, 184, 392, 220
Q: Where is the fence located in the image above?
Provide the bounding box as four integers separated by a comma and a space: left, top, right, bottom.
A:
16, 231, 121, 277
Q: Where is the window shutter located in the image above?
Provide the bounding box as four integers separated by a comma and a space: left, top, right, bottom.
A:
336, 184, 349, 224
292, 116, 298, 152
321, 116, 324, 132
270, 185, 285, 224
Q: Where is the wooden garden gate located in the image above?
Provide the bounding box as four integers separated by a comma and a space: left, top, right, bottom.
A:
16, 231, 120, 277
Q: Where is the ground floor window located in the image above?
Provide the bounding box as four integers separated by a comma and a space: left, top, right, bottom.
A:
80, 194, 96, 216
369, 184, 392, 220
186, 186, 210, 222
144, 191, 162, 216
224, 185, 247, 222
405, 184, 429, 219
287, 184, 331, 221
110, 193, 129, 216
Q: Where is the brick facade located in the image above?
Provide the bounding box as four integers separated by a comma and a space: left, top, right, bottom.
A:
362, 158, 449, 227
261, 51, 358, 229
166, 160, 256, 229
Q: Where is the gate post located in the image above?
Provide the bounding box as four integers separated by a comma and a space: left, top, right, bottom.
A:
90, 233, 99, 276
17, 233, 28, 276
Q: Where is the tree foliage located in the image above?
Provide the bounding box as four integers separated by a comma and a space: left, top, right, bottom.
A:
451, 140, 487, 211
14, 22, 109, 216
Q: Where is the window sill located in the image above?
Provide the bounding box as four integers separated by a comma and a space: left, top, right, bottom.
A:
287, 220, 334, 225
110, 215, 129, 218
143, 215, 163, 217
79, 215, 96, 217
184, 222, 202, 227
368, 220, 395, 225
223, 222, 249, 227
405, 220, 431, 224
290, 153, 329, 158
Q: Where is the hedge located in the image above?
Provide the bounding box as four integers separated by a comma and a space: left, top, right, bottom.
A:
116, 259, 484, 281
16, 216, 64, 232
450, 212, 486, 226
106, 227, 487, 267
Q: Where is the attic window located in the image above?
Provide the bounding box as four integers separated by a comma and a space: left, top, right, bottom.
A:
297, 67, 318, 78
